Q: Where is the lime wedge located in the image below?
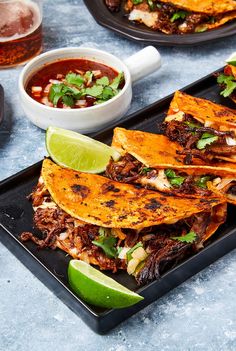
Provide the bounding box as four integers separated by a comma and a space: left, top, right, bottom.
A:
68, 260, 144, 309
226, 52, 236, 66
46, 126, 120, 173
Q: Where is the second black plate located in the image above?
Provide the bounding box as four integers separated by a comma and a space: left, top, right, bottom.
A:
84, 0, 236, 46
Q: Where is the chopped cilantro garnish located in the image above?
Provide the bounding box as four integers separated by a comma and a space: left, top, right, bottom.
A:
110, 72, 124, 90
96, 76, 109, 86
48, 70, 124, 107
126, 242, 143, 262
65, 73, 84, 87
184, 121, 202, 129
141, 167, 152, 174
171, 231, 197, 243
85, 85, 104, 97
170, 11, 188, 22
196, 133, 218, 150
196, 176, 211, 189
164, 169, 185, 187
92, 236, 118, 258
217, 74, 236, 97
147, 0, 155, 10
132, 0, 143, 4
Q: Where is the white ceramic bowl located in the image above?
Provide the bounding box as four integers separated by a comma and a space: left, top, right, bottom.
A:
18, 46, 161, 133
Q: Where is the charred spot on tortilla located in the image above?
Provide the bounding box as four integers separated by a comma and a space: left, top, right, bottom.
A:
102, 200, 116, 208
144, 198, 162, 210
71, 184, 90, 199
101, 182, 120, 193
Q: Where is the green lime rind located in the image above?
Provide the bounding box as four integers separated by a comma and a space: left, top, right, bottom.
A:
46, 126, 120, 174
68, 260, 144, 309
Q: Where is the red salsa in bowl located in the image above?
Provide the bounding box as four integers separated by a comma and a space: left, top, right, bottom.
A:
26, 59, 125, 109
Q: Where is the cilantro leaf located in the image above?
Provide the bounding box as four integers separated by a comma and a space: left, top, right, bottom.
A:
62, 95, 74, 107
171, 231, 197, 243
126, 242, 143, 262
184, 121, 202, 129
147, 0, 155, 10
110, 72, 124, 90
164, 169, 185, 187
132, 0, 143, 4
141, 167, 153, 174
65, 73, 84, 87
85, 85, 104, 97
102, 86, 115, 100
96, 76, 109, 86
217, 74, 236, 97
196, 133, 218, 150
92, 236, 118, 258
170, 11, 188, 22
196, 176, 211, 189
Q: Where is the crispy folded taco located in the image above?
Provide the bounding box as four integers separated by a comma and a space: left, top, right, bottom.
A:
217, 64, 236, 103
123, 0, 236, 35
163, 91, 236, 165
109, 127, 236, 205
21, 158, 226, 285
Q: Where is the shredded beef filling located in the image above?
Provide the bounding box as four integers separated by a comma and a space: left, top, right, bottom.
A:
105, 153, 211, 196
227, 183, 236, 196
108, 0, 224, 34
20, 176, 216, 285
136, 212, 210, 285
163, 114, 235, 164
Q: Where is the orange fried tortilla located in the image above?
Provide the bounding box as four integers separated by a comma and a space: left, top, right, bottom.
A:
42, 159, 224, 230
112, 127, 236, 176
168, 91, 236, 131
159, 0, 236, 15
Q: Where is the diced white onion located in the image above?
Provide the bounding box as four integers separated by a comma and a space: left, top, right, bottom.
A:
32, 86, 42, 93
226, 137, 236, 146
49, 79, 62, 84
41, 96, 53, 107
118, 247, 130, 260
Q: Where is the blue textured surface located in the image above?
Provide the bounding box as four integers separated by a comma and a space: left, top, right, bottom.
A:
0, 1, 236, 349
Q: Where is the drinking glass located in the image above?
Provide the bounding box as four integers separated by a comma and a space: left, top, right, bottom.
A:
0, 0, 43, 68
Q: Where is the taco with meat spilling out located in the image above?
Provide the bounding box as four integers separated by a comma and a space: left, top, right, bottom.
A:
107, 127, 236, 205
121, 0, 236, 35
163, 91, 236, 165
21, 158, 226, 286
217, 64, 236, 103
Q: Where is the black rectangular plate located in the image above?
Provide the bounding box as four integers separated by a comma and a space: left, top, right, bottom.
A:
1, 68, 236, 334
84, 0, 236, 46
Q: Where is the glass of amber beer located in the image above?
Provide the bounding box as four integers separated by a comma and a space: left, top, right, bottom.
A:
0, 0, 42, 68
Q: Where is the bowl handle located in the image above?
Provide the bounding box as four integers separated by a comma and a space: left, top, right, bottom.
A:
123, 46, 161, 84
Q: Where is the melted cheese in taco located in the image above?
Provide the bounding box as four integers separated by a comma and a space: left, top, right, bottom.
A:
123, 0, 236, 34
21, 159, 226, 285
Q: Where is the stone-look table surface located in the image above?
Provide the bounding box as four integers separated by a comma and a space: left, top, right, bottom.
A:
1, 1, 236, 350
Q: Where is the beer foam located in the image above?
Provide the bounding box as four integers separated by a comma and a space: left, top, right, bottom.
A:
0, 0, 42, 42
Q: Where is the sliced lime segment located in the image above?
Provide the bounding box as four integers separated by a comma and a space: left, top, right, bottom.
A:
68, 260, 143, 309
46, 126, 120, 173
226, 52, 236, 66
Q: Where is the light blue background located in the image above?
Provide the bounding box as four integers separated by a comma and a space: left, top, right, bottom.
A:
0, 1, 236, 350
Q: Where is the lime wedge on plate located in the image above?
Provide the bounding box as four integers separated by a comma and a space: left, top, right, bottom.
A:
226, 52, 236, 66
46, 126, 120, 173
68, 260, 144, 309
